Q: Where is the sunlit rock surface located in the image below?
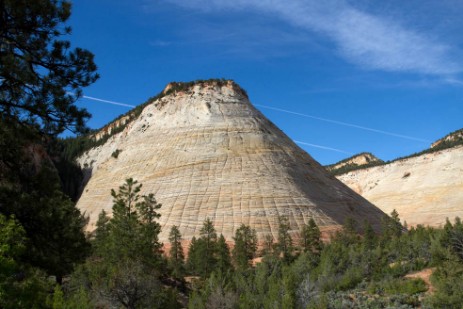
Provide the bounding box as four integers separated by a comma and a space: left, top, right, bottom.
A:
337, 146, 463, 227
76, 80, 386, 243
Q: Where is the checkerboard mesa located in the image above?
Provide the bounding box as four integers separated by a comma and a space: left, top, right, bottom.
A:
76, 79, 387, 245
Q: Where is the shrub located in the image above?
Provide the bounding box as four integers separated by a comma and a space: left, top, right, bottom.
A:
111, 149, 121, 159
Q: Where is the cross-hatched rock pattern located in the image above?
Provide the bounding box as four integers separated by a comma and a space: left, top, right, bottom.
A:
76, 80, 386, 243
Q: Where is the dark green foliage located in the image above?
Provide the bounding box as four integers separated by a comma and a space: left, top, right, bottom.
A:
107, 178, 163, 265
216, 234, 232, 275
381, 209, 404, 242
111, 149, 121, 159
186, 236, 200, 275
197, 218, 218, 277
277, 216, 294, 263
368, 277, 427, 295
261, 233, 274, 256
300, 218, 322, 254
67, 178, 168, 308
232, 224, 257, 270
168, 225, 185, 279
1, 160, 90, 283
326, 152, 384, 175
186, 220, 233, 278
426, 260, 463, 308
0, 214, 52, 308
186, 215, 463, 308
0, 0, 99, 135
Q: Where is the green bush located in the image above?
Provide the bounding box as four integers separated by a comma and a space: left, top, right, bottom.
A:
368, 277, 427, 295
111, 149, 121, 159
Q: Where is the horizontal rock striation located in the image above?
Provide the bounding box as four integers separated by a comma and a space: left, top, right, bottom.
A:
76, 80, 386, 243
337, 146, 463, 227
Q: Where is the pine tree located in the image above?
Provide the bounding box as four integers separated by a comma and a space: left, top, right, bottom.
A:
262, 234, 274, 256
1, 0, 99, 135
1, 164, 90, 284
0, 214, 51, 307
362, 220, 376, 251
198, 218, 218, 277
216, 234, 233, 274
300, 218, 322, 254
277, 216, 293, 263
232, 224, 257, 270
186, 236, 200, 275
381, 209, 403, 241
106, 178, 162, 265
77, 178, 164, 308
168, 225, 185, 278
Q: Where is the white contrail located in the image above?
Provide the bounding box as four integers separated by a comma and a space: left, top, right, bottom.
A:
82, 95, 136, 108
255, 104, 431, 143
75, 94, 375, 154
294, 141, 352, 155
77, 94, 430, 143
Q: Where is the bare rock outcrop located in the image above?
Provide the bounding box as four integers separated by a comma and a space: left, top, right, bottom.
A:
76, 80, 386, 243
337, 146, 463, 227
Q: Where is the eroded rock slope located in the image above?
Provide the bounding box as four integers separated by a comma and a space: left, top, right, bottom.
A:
76, 80, 386, 242
337, 146, 463, 227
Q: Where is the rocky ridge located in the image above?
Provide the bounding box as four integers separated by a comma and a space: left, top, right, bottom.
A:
326, 152, 382, 175
337, 145, 463, 227
431, 128, 463, 149
76, 80, 386, 243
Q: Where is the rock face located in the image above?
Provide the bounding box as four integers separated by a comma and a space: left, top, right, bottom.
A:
431, 128, 463, 149
337, 146, 463, 227
326, 152, 382, 175
76, 80, 386, 243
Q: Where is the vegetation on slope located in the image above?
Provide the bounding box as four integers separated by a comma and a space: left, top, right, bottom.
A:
1, 0, 97, 305
326, 152, 384, 176
58, 78, 246, 162
40, 178, 463, 308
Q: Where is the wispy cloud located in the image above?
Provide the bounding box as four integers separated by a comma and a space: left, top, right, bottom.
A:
445, 78, 463, 86
164, 0, 462, 76
149, 40, 172, 47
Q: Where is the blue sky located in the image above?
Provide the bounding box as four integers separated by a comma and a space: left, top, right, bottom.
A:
68, 0, 463, 165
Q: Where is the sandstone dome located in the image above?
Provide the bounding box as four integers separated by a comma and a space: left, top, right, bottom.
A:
76, 80, 386, 243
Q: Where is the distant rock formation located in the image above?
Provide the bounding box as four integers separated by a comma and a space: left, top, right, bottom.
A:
76, 80, 386, 243
431, 128, 463, 149
326, 152, 383, 175
337, 145, 463, 227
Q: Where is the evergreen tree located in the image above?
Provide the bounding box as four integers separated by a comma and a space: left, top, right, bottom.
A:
1, 0, 99, 135
232, 224, 257, 270
277, 216, 293, 263
262, 234, 274, 256
71, 178, 165, 308
168, 225, 185, 278
186, 236, 200, 275
300, 218, 322, 254
216, 234, 233, 274
0, 214, 51, 307
448, 217, 463, 261
197, 218, 218, 277
381, 209, 403, 241
106, 178, 162, 265
1, 162, 90, 283
362, 220, 376, 251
